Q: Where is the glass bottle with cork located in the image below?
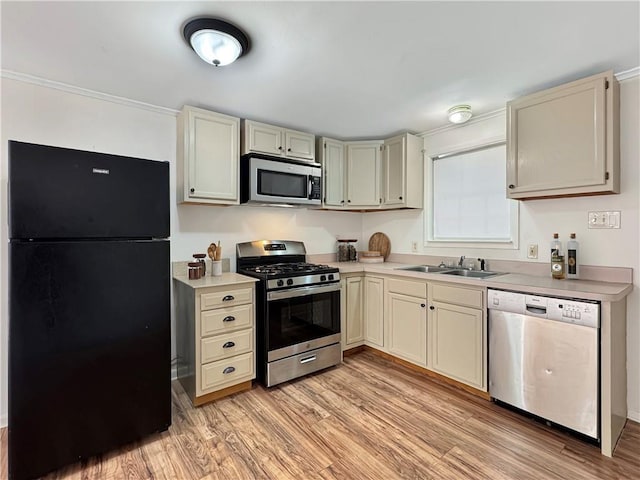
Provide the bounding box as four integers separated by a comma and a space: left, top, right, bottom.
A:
567, 233, 579, 279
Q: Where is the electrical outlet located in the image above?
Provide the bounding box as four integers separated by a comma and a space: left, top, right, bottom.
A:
411, 241, 418, 253
527, 244, 538, 259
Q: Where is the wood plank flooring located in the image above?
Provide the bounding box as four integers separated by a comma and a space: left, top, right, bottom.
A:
1, 351, 639, 479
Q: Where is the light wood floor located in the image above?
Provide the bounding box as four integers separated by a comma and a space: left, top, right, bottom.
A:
1, 351, 639, 479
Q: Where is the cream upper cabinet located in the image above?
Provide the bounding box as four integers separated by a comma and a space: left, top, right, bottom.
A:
364, 276, 384, 347
386, 278, 428, 367
318, 137, 346, 207
427, 283, 485, 390
342, 276, 364, 348
346, 141, 382, 208
382, 133, 423, 208
177, 105, 240, 205
242, 119, 315, 161
506, 70, 619, 199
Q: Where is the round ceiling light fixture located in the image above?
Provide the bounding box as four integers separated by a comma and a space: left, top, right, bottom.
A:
447, 105, 473, 124
183, 18, 250, 67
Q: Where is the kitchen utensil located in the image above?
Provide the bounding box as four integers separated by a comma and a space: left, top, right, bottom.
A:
368, 232, 390, 260
215, 241, 222, 261
207, 243, 216, 259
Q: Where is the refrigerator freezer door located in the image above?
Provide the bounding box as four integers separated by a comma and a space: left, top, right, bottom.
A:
8, 141, 169, 239
9, 239, 171, 480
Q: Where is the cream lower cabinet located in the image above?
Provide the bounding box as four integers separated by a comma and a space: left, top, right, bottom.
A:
364, 276, 384, 347
427, 283, 485, 390
174, 278, 256, 406
341, 275, 364, 349
385, 278, 428, 367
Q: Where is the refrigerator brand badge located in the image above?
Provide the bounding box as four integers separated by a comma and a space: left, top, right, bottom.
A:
92, 168, 110, 175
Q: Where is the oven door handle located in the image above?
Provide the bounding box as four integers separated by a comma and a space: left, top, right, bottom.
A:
267, 282, 340, 301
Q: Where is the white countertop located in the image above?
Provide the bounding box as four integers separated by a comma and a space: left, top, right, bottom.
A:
328, 262, 632, 302
173, 272, 259, 289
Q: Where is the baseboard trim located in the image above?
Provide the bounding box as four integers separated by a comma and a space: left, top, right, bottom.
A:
627, 409, 640, 423
0, 414, 6, 428
361, 346, 491, 400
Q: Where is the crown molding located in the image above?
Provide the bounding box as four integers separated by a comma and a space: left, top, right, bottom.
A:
615, 66, 640, 82
1, 70, 179, 116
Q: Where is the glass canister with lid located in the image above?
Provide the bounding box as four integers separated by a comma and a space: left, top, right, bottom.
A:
337, 239, 358, 262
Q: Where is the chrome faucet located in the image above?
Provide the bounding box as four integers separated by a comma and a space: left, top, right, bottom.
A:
458, 255, 465, 267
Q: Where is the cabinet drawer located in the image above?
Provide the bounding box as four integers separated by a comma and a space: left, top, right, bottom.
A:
200, 287, 252, 311
201, 329, 253, 363
387, 278, 426, 298
431, 283, 482, 309
201, 304, 253, 336
201, 352, 254, 391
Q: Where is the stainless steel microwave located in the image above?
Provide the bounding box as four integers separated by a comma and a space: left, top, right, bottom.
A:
240, 155, 322, 206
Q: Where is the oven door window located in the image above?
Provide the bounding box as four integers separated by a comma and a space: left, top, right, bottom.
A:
267, 289, 340, 351
258, 169, 307, 198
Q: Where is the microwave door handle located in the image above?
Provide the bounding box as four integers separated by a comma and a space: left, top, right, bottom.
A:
308, 175, 313, 200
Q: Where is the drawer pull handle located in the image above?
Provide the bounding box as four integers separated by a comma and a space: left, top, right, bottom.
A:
223, 316, 236, 322
223, 366, 236, 375
222, 295, 235, 302
222, 341, 236, 349
300, 355, 317, 364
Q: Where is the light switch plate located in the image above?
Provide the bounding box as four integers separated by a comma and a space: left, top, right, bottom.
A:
588, 211, 621, 229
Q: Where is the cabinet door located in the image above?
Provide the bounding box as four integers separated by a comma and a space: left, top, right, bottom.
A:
383, 135, 406, 206
388, 293, 427, 366
346, 142, 381, 207
364, 276, 384, 347
344, 276, 364, 346
186, 107, 240, 203
507, 71, 615, 199
429, 301, 484, 389
321, 138, 346, 207
246, 121, 283, 156
285, 129, 315, 161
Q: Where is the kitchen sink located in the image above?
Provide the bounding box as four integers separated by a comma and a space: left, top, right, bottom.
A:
439, 269, 504, 279
397, 265, 454, 273
396, 265, 504, 279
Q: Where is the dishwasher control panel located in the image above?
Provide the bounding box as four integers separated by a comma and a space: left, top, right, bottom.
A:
547, 298, 599, 328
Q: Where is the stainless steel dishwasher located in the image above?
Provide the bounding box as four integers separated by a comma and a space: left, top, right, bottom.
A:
488, 289, 600, 440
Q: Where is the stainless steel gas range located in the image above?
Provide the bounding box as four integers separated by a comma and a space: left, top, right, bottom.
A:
236, 240, 342, 387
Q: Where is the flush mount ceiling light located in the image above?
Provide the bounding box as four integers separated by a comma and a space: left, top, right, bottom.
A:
183, 18, 250, 67
447, 105, 473, 124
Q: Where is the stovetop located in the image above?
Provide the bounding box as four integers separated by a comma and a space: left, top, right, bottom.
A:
239, 262, 338, 278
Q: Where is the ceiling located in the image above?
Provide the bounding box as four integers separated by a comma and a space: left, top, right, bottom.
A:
1, 1, 639, 139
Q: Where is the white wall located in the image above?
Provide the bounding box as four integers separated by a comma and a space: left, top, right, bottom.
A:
363, 76, 640, 421
0, 78, 362, 426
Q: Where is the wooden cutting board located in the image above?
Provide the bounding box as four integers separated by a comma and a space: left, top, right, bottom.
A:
368, 232, 391, 260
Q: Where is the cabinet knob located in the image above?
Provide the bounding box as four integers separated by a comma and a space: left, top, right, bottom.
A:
508, 184, 515, 189
421, 304, 426, 308
190, 188, 195, 193
222, 366, 236, 375
347, 199, 351, 203
287, 148, 292, 152
429, 305, 435, 310
399, 196, 403, 200
341, 200, 345, 204
278, 146, 283, 151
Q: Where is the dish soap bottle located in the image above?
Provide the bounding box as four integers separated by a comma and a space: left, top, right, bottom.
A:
550, 233, 565, 279
567, 233, 579, 279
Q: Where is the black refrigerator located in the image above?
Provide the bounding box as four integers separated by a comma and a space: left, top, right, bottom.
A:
8, 141, 171, 480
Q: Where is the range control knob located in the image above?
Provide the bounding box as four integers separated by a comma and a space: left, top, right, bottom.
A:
277, 279, 284, 287
328, 274, 334, 280
286, 279, 294, 286
320, 275, 327, 281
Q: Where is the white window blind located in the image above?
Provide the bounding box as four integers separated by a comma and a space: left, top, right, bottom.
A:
432, 144, 514, 242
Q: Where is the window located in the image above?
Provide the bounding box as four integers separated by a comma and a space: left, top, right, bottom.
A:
425, 142, 518, 248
